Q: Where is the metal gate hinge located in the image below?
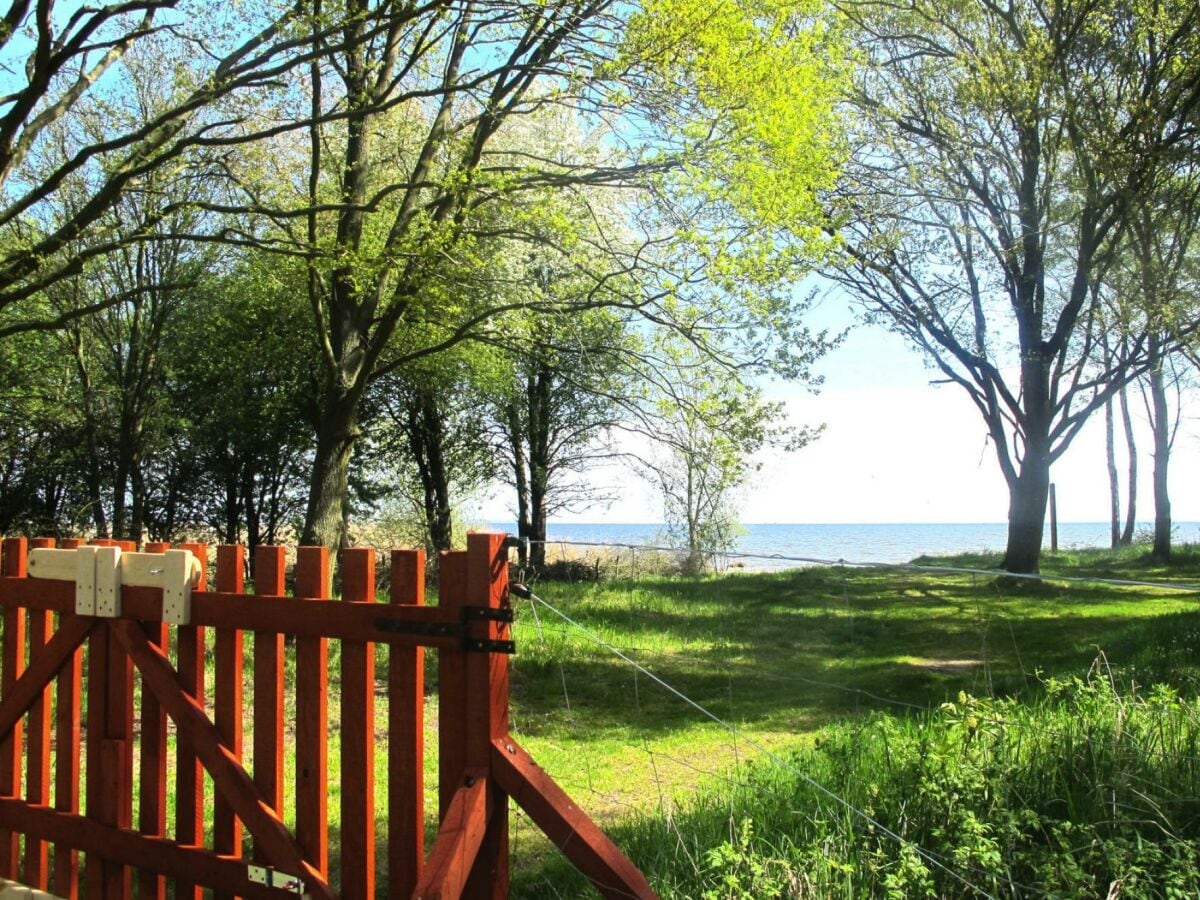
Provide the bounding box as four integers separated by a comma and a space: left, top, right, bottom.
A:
462, 606, 513, 624
462, 605, 515, 654
465, 637, 517, 654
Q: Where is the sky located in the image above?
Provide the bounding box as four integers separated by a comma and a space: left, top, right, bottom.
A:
479, 291, 1200, 526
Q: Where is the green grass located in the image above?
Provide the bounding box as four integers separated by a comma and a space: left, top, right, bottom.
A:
87, 545, 1200, 897
501, 547, 1200, 896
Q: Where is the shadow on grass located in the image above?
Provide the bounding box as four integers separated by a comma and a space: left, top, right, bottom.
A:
510, 563, 1200, 736
496, 553, 1200, 895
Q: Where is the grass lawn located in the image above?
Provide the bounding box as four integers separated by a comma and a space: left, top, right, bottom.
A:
498, 545, 1200, 896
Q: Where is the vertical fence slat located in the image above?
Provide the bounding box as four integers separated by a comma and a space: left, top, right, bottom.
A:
214, 545, 245, 900
104, 581, 135, 899
138, 541, 170, 900
437, 550, 467, 822
174, 542, 207, 900
464, 532, 510, 898
252, 545, 286, 846
0, 538, 26, 879
295, 546, 330, 878
340, 548, 375, 900
84, 613, 134, 900
22, 538, 54, 889
53, 541, 82, 900
389, 549, 425, 899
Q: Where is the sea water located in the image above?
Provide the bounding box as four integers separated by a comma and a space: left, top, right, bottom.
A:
488, 521, 1200, 570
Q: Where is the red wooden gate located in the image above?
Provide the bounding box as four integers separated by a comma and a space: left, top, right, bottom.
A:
0, 531, 655, 899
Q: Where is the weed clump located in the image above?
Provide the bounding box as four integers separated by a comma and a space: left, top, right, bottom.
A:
621, 677, 1200, 898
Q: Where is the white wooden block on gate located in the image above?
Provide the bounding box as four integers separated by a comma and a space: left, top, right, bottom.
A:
162, 549, 195, 626
121, 553, 165, 588
26, 549, 78, 582
94, 546, 122, 617
75, 546, 98, 616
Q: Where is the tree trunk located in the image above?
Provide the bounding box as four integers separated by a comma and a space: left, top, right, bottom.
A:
71, 329, 109, 537
407, 387, 453, 553
243, 467, 261, 559
112, 448, 130, 541
1002, 352, 1052, 574
1003, 459, 1050, 574
1119, 382, 1137, 545
506, 403, 531, 567
222, 459, 241, 545
300, 386, 361, 549
1148, 341, 1172, 562
1105, 395, 1120, 548
527, 366, 553, 570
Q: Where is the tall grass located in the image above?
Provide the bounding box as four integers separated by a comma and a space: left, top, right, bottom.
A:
603, 676, 1200, 898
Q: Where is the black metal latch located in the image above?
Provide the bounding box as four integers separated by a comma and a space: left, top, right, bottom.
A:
462, 605, 515, 655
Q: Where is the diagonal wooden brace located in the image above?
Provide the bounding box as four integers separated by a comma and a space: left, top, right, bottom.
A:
491, 736, 658, 900
413, 770, 491, 900
110, 620, 332, 900
0, 615, 94, 745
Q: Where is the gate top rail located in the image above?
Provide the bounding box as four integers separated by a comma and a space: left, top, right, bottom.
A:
1, 547, 512, 651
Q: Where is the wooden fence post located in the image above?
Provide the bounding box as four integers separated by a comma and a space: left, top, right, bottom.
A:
175, 542, 207, 900
340, 547, 376, 900
54, 539, 83, 900
295, 546, 330, 879
214, 545, 245, 900
138, 540, 170, 900
24, 538, 54, 890
252, 545, 287, 842
390, 549, 426, 897
465, 532, 510, 898
0, 538, 25, 880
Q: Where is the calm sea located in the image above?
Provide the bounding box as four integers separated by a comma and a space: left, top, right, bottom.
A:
488, 521, 1200, 570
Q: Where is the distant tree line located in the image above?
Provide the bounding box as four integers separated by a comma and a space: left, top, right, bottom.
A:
0, 0, 1196, 574
0, 0, 847, 569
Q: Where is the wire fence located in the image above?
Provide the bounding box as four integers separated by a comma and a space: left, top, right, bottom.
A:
502, 537, 1200, 898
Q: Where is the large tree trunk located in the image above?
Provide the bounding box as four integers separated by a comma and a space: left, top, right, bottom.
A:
1003, 459, 1050, 574
1119, 382, 1137, 545
1002, 358, 1051, 574
301, 386, 361, 549
1148, 340, 1172, 562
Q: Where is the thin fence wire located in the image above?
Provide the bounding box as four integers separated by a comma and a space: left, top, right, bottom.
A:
514, 606, 1200, 768
516, 583, 1006, 900
509, 536, 1200, 896
526, 538, 1200, 594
